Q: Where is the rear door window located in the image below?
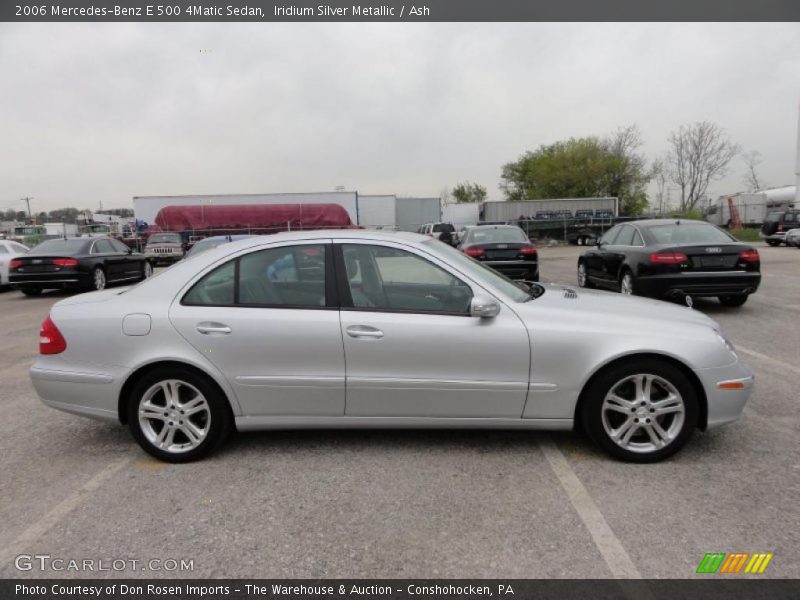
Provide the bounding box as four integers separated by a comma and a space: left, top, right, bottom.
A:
614, 225, 636, 246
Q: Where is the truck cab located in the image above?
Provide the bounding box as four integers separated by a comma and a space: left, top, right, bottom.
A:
761, 210, 800, 246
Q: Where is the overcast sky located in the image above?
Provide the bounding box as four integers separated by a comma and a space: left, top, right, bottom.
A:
0, 22, 798, 213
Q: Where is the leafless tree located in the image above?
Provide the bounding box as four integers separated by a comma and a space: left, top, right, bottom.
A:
666, 121, 740, 212
651, 157, 669, 215
740, 150, 765, 192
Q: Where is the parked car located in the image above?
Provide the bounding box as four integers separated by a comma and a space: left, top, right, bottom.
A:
30, 230, 752, 463
9, 237, 152, 296
0, 240, 29, 288
577, 219, 761, 307
418, 222, 457, 246
144, 232, 185, 265
761, 209, 800, 246
784, 228, 800, 248
184, 235, 255, 259
458, 224, 539, 281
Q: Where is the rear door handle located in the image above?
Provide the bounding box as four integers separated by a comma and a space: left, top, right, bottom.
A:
196, 322, 232, 335
346, 325, 384, 339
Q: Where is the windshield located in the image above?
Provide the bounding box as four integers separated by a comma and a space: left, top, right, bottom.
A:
423, 239, 534, 302
433, 223, 455, 233
647, 223, 735, 245
148, 233, 182, 244
466, 227, 528, 244
31, 239, 87, 254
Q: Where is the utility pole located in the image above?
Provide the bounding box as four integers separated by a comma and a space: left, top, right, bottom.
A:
20, 197, 33, 221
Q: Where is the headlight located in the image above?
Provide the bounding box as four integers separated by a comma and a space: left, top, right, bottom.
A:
715, 331, 737, 358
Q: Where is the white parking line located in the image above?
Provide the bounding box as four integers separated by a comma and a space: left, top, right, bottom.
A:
539, 436, 642, 579
737, 345, 800, 376
0, 457, 131, 567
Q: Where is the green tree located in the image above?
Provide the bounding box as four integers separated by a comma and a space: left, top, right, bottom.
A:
451, 182, 487, 203
500, 125, 653, 216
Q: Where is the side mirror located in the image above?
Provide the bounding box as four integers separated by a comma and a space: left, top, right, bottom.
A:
470, 295, 500, 318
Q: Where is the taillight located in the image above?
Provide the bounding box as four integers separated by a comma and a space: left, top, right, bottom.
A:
9, 259, 23, 270
519, 245, 537, 256
649, 252, 688, 265
465, 247, 485, 257
40, 316, 67, 355
52, 258, 78, 267
739, 249, 760, 263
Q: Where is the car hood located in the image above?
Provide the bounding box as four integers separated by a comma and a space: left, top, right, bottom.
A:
515, 284, 719, 331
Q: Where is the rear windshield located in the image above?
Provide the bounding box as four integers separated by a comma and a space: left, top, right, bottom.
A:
765, 212, 783, 222
467, 227, 529, 244
148, 234, 182, 243
647, 223, 735, 245
433, 224, 455, 233
30, 239, 87, 254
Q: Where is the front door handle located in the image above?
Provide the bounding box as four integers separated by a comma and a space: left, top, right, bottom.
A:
346, 325, 384, 339
196, 322, 232, 335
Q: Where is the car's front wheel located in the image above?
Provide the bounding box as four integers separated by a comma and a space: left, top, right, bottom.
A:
577, 261, 593, 288
581, 358, 699, 462
619, 270, 635, 295
765, 240, 780, 247
127, 367, 232, 462
21, 288, 42, 297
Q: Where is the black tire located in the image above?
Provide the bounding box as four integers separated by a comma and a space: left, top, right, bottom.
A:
126, 366, 233, 463
718, 294, 748, 307
577, 260, 594, 289
21, 288, 42, 297
90, 266, 106, 291
619, 269, 636, 295
765, 240, 780, 247
581, 357, 699, 463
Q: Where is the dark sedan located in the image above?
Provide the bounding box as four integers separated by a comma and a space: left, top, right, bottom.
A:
577, 219, 760, 306
9, 237, 153, 296
458, 225, 539, 281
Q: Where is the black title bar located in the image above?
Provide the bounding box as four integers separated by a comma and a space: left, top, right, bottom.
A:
3, 0, 800, 22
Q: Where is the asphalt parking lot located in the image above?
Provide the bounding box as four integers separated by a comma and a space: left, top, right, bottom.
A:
0, 243, 798, 579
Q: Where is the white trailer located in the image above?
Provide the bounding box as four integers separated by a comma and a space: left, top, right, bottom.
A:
44, 222, 78, 238
482, 198, 618, 222
442, 202, 481, 228
358, 195, 396, 228
707, 188, 795, 227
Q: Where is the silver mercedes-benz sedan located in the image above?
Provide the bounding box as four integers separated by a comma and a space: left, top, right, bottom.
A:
31, 230, 753, 463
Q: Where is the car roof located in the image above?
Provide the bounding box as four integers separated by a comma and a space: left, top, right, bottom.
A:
205, 228, 429, 251
631, 219, 713, 228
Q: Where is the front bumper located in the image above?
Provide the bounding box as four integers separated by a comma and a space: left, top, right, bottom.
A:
145, 253, 183, 264
483, 260, 539, 280
695, 357, 754, 428
635, 271, 761, 299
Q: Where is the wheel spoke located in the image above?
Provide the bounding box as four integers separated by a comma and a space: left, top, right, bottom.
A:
139, 401, 166, 421
160, 381, 178, 405
643, 424, 665, 448
605, 392, 635, 409
180, 421, 204, 446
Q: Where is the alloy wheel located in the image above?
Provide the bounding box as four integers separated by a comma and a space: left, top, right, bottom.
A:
143, 261, 153, 278
93, 268, 106, 290
577, 263, 587, 287
620, 273, 633, 295
138, 379, 211, 454
601, 373, 685, 454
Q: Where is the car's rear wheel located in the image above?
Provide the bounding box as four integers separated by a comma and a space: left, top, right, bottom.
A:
765, 240, 780, 247
21, 288, 42, 297
127, 367, 232, 462
581, 358, 698, 462
91, 267, 106, 291
718, 294, 748, 307
577, 261, 594, 288
620, 270, 635, 295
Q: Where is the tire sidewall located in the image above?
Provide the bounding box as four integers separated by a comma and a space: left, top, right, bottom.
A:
126, 367, 232, 462
581, 358, 699, 463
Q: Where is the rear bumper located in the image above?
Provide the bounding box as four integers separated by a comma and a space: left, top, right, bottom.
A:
10, 272, 91, 290
694, 358, 754, 428
30, 363, 124, 423
635, 271, 761, 298
483, 260, 539, 280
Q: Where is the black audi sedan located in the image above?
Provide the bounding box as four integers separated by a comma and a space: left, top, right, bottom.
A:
9, 237, 152, 296
458, 224, 539, 281
577, 219, 760, 306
